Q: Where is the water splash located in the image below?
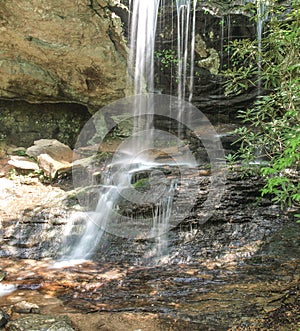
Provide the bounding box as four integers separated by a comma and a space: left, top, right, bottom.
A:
0, 284, 16, 298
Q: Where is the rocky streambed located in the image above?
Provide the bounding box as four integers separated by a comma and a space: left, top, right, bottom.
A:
0, 146, 299, 330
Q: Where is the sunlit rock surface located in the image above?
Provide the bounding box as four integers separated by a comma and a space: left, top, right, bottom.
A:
0, 0, 127, 108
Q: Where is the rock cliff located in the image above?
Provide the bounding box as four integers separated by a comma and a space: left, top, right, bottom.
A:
0, 0, 128, 108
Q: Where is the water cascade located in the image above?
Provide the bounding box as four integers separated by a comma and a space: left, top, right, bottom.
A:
256, 0, 268, 94
176, 0, 197, 102
129, 0, 160, 95
60, 0, 203, 264
150, 179, 178, 261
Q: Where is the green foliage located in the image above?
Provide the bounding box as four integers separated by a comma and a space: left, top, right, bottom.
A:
132, 178, 150, 190
155, 49, 178, 70
12, 149, 27, 157
223, 0, 300, 209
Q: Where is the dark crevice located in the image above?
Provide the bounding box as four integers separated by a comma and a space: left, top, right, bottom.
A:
0, 100, 91, 148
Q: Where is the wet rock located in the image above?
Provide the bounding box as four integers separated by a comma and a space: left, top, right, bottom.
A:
13, 301, 40, 314
0, 309, 10, 328
6, 315, 75, 331
0, 174, 75, 259
26, 139, 73, 163
8, 156, 39, 172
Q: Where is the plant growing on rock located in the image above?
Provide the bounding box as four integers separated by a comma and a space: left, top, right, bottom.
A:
223, 0, 300, 208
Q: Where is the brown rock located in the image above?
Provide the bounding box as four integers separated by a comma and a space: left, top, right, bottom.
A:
13, 301, 40, 314
37, 153, 72, 179
26, 139, 73, 163
8, 156, 39, 171
0, 0, 127, 108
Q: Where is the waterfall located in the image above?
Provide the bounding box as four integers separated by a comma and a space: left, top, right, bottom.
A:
150, 179, 178, 261
129, 0, 160, 95
256, 0, 268, 95
61, 0, 163, 262
176, 0, 197, 102
128, 0, 160, 152
59, 0, 200, 264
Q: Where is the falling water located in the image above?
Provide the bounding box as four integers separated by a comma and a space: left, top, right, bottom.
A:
220, 16, 225, 69
151, 179, 178, 260
62, 0, 164, 262
257, 0, 268, 95
227, 14, 231, 70
176, 0, 197, 102
129, 0, 160, 95
128, 0, 160, 152
61, 0, 199, 264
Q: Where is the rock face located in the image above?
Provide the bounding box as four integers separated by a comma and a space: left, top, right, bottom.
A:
0, 0, 128, 108
155, 2, 257, 123
0, 0, 258, 147
0, 100, 91, 148
0, 0, 128, 148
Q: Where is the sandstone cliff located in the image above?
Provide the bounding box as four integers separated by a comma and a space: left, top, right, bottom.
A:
0, 0, 128, 109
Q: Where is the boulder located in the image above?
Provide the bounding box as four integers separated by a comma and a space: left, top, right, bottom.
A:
26, 139, 73, 163
6, 315, 75, 331
8, 156, 39, 172
37, 153, 72, 179
13, 301, 40, 314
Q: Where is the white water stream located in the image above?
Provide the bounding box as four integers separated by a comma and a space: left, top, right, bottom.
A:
256, 0, 268, 95
176, 0, 197, 103
60, 0, 199, 263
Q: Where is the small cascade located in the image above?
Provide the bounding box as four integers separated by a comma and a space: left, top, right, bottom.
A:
176, 0, 197, 102
227, 14, 231, 69
61, 166, 132, 261
256, 0, 268, 95
220, 16, 225, 69
128, 0, 160, 152
129, 0, 160, 95
151, 179, 178, 261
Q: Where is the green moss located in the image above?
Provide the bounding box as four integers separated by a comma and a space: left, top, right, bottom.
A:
132, 178, 150, 190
